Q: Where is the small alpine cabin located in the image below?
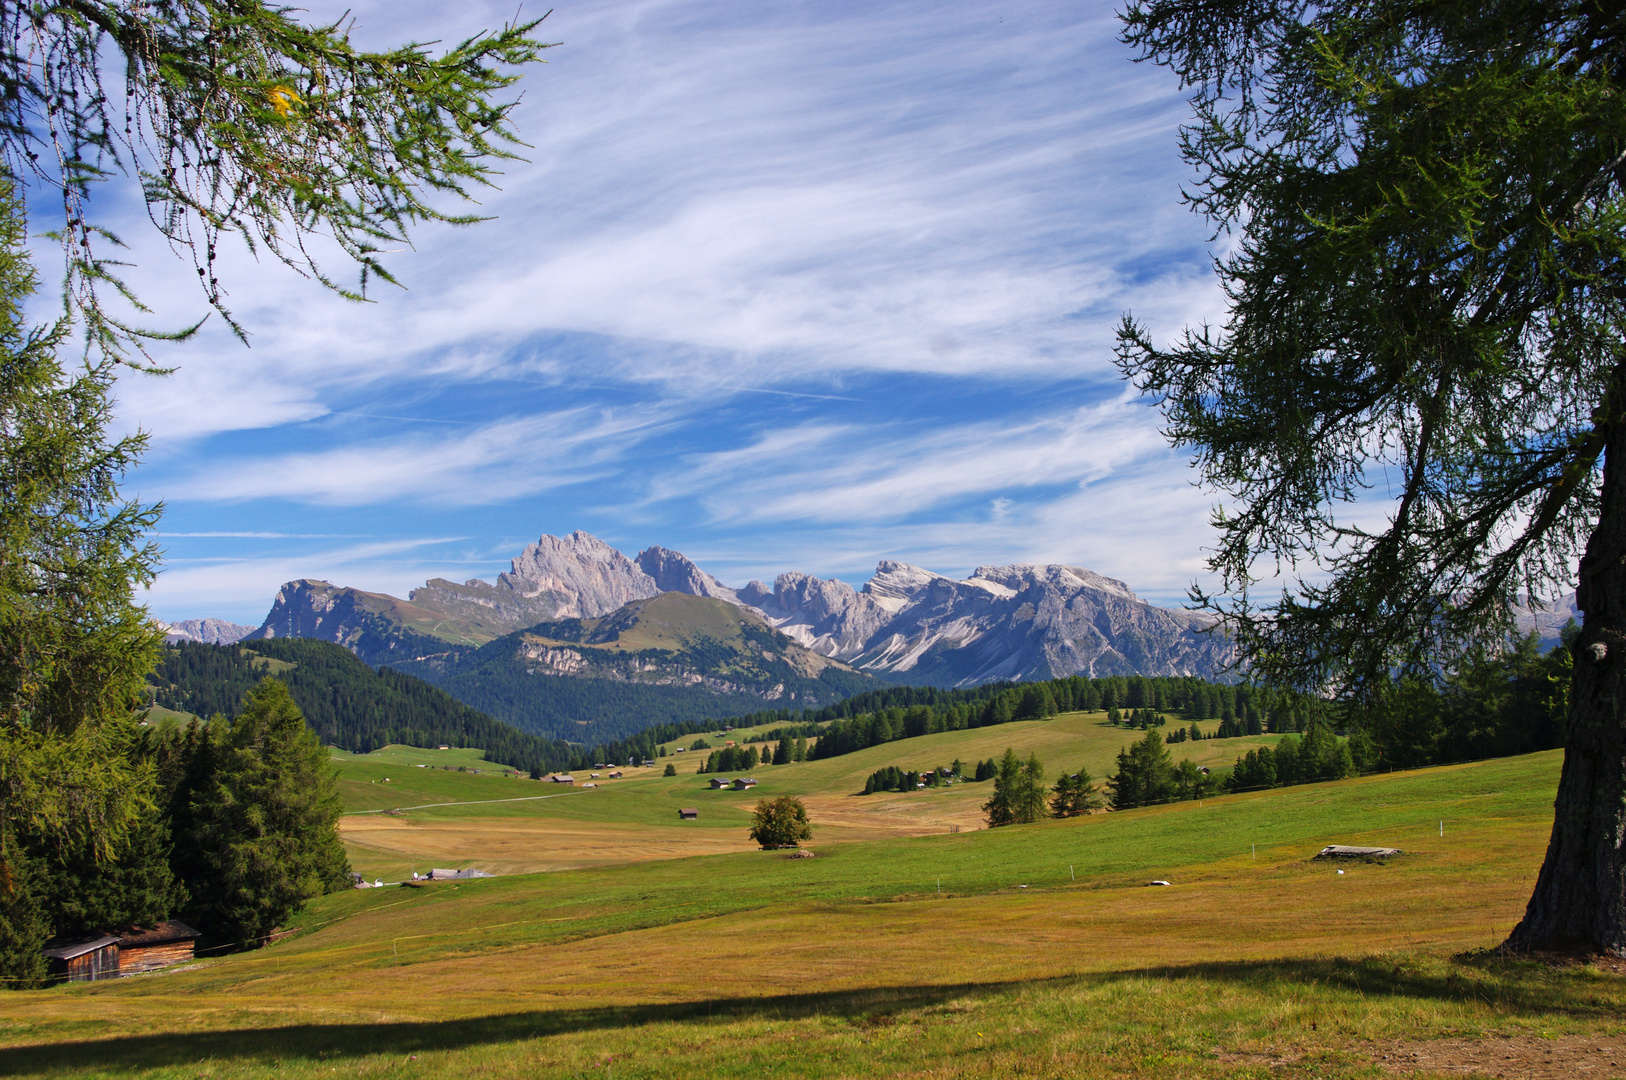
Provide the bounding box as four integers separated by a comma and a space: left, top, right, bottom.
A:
117, 920, 200, 975
44, 934, 120, 982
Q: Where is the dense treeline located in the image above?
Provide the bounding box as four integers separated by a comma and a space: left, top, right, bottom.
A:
6, 681, 351, 984
1344, 632, 1570, 772
804, 673, 1299, 764
151, 640, 580, 774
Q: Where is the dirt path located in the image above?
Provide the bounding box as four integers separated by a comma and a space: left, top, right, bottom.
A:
342, 790, 582, 815
1365, 1034, 1626, 1078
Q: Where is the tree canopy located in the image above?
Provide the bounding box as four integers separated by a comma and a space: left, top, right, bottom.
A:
0, 2, 554, 360
1118, 0, 1626, 954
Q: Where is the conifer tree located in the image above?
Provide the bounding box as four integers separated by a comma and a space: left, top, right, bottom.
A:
178, 679, 349, 948
0, 181, 163, 982
983, 748, 1021, 826
1108, 730, 1178, 809
1120, 0, 1626, 955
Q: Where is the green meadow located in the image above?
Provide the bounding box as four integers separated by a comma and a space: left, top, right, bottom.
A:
8, 747, 1622, 1079
334, 711, 1296, 880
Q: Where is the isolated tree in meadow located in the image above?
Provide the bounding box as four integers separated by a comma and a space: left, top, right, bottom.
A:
984, 749, 1047, 826
747, 796, 813, 849
1107, 729, 1178, 810
1120, 0, 1626, 954
663, 763, 677, 777
1050, 767, 1103, 818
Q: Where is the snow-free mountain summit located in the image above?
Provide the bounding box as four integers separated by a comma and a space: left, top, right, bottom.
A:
249, 530, 1235, 685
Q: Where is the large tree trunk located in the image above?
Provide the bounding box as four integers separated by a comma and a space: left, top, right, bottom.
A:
1505, 415, 1626, 956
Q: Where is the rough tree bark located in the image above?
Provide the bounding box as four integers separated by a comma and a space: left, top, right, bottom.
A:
1507, 388, 1626, 956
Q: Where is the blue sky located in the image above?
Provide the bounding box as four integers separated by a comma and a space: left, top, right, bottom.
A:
96, 0, 1234, 626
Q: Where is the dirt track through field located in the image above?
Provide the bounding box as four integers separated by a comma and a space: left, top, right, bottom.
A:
1364, 1035, 1626, 1078
342, 791, 584, 815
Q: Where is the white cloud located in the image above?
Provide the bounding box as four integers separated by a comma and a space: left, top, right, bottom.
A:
166, 406, 677, 506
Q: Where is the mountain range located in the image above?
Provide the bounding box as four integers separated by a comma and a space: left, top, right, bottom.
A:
247, 530, 1237, 685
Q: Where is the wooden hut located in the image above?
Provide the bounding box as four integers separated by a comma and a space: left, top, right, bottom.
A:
678, 808, 698, 820
44, 934, 120, 982
117, 920, 200, 975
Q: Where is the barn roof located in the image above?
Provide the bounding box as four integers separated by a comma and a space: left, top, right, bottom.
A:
118, 920, 200, 947
43, 934, 119, 960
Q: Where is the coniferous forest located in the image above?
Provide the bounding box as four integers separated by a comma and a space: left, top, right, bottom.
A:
151, 640, 579, 774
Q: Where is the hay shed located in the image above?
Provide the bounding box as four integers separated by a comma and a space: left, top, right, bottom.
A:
117, 920, 200, 975
44, 934, 120, 982
678, 808, 698, 820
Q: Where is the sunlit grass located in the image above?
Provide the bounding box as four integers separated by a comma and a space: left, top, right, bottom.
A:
6, 750, 1616, 1079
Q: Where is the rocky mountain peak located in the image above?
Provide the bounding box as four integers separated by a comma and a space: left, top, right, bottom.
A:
863, 560, 947, 609
498, 531, 658, 618
635, 546, 736, 601
161, 617, 257, 645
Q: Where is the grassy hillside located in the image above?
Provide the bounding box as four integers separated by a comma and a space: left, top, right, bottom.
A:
399, 593, 879, 743
332, 711, 1303, 880
6, 749, 1615, 1080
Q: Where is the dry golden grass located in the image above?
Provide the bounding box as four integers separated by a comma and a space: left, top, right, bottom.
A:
333, 713, 1288, 877
8, 751, 1615, 1080
340, 812, 761, 879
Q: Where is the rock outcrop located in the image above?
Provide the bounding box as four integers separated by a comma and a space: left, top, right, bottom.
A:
161, 618, 257, 646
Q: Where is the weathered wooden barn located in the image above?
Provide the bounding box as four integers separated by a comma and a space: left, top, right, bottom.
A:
117, 920, 200, 974
44, 935, 120, 982
678, 808, 698, 820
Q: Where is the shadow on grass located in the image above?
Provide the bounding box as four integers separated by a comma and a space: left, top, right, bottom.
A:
6, 955, 1617, 1075
0, 982, 991, 1075
1116, 953, 1621, 1018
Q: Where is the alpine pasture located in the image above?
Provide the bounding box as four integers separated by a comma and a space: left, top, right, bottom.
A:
5, 716, 1621, 1079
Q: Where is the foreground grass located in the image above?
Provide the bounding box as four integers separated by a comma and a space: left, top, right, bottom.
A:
7, 750, 1620, 1078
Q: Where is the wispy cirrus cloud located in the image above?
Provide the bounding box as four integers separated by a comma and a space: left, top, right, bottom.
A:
110, 0, 1236, 624
165, 406, 678, 506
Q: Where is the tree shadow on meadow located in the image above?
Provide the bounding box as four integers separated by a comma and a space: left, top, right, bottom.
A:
4, 954, 1617, 1075
1114, 952, 1622, 1018
0, 981, 992, 1075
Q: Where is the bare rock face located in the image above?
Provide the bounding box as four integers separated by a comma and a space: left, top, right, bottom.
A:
246, 531, 1236, 683
740, 571, 892, 660
733, 560, 1234, 685
635, 546, 737, 601
1513, 593, 1579, 652
497, 530, 659, 618
161, 617, 256, 646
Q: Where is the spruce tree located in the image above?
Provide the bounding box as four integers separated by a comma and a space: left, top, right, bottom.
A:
180, 679, 350, 948
982, 748, 1022, 826
1107, 730, 1178, 809
0, 181, 163, 983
